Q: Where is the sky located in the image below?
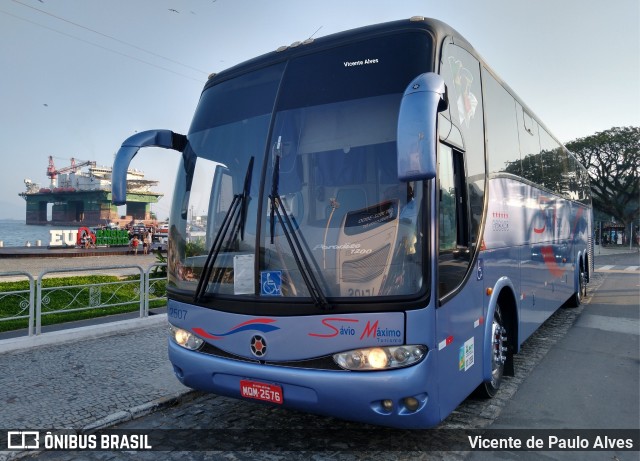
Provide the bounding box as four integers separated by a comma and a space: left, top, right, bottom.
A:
1, 0, 638, 221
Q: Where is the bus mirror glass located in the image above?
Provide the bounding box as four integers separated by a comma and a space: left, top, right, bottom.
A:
112, 129, 186, 204
397, 73, 448, 182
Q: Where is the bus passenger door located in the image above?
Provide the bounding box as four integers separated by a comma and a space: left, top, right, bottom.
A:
436, 40, 487, 417
437, 144, 469, 295
436, 144, 484, 415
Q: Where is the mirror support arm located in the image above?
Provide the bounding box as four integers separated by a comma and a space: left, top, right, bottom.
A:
112, 129, 186, 205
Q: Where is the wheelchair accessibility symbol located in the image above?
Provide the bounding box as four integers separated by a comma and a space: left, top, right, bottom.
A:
261, 271, 282, 296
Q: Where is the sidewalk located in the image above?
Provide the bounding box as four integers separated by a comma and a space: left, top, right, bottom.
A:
593, 244, 640, 256
0, 253, 158, 277
0, 315, 193, 432
0, 253, 181, 441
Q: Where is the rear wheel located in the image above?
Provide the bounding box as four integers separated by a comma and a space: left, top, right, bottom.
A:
478, 304, 507, 398
568, 264, 587, 307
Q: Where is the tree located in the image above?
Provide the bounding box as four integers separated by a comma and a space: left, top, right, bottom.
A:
566, 126, 639, 228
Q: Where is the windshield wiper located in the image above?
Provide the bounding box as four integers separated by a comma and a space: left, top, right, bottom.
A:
270, 155, 331, 310
194, 157, 254, 303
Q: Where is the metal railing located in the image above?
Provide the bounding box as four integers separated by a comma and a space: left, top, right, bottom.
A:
0, 272, 35, 336
145, 263, 168, 316
0, 264, 167, 337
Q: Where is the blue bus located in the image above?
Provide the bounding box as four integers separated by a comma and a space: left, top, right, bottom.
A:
112, 17, 592, 429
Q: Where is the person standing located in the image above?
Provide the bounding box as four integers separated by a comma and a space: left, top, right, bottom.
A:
143, 232, 152, 254
131, 235, 140, 255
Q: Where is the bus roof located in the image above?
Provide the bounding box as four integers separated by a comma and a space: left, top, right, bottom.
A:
204, 17, 464, 88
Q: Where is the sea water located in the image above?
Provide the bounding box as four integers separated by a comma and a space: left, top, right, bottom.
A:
0, 220, 78, 247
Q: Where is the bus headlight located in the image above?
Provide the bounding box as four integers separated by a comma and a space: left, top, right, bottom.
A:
333, 345, 427, 371
169, 324, 204, 351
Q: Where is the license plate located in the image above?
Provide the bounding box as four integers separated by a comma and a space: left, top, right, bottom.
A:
240, 379, 283, 404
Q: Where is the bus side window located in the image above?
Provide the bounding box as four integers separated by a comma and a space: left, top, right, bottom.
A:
517, 104, 542, 184
440, 41, 486, 270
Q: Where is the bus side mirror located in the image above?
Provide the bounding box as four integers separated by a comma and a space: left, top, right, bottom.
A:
397, 73, 448, 182
112, 129, 187, 204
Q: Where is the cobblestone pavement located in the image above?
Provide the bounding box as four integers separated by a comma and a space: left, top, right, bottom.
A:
0, 319, 189, 431
5, 274, 606, 461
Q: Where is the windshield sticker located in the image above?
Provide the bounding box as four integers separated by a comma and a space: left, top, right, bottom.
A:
343, 200, 397, 236
233, 254, 255, 295
458, 337, 475, 371
261, 271, 282, 296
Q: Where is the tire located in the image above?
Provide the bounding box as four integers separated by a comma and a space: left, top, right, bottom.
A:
477, 304, 508, 398
568, 265, 587, 308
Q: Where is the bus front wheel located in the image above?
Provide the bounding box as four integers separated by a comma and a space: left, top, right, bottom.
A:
478, 304, 507, 398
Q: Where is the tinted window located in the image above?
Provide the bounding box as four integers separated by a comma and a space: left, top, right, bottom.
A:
538, 128, 567, 195
517, 104, 542, 184
190, 63, 285, 134
565, 155, 579, 200
277, 32, 433, 110
483, 69, 520, 176
440, 43, 485, 250
579, 163, 592, 204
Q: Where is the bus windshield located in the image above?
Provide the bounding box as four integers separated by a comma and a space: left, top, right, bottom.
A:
168, 31, 433, 306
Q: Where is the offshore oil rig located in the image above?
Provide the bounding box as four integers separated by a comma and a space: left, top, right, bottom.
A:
19, 156, 162, 227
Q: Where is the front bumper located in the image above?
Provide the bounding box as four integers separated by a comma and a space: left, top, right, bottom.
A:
168, 340, 441, 429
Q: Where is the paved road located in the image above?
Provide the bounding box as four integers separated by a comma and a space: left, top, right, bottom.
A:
592, 246, 640, 273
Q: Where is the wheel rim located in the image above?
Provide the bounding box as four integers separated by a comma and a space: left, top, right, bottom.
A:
490, 314, 507, 387
576, 270, 586, 304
